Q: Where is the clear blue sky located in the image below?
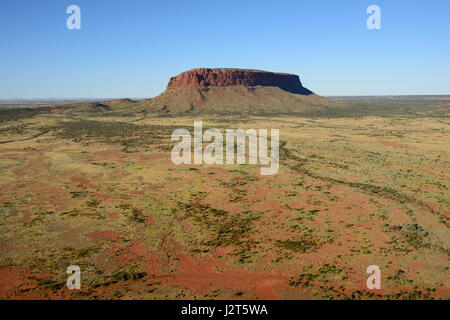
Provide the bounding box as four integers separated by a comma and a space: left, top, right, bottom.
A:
1, 0, 449, 98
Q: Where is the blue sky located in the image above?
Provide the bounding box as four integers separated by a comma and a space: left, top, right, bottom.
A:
1, 0, 449, 98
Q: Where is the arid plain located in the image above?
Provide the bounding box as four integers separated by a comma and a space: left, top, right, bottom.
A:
0, 90, 449, 299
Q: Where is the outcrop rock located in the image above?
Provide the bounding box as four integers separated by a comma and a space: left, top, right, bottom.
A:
166, 68, 312, 94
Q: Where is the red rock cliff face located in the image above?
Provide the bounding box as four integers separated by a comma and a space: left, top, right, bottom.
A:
166, 68, 312, 94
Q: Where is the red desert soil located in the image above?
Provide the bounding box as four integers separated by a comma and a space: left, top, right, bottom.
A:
0, 103, 448, 299
158, 255, 293, 299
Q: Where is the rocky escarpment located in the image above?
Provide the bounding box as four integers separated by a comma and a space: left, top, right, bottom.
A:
132, 67, 353, 116
167, 68, 312, 95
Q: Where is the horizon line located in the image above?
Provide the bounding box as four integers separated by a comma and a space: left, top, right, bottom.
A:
2, 94, 450, 102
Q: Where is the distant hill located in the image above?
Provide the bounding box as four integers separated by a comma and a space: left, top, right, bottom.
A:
129, 68, 352, 116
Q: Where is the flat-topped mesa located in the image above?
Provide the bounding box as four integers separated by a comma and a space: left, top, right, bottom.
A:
166, 68, 312, 95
